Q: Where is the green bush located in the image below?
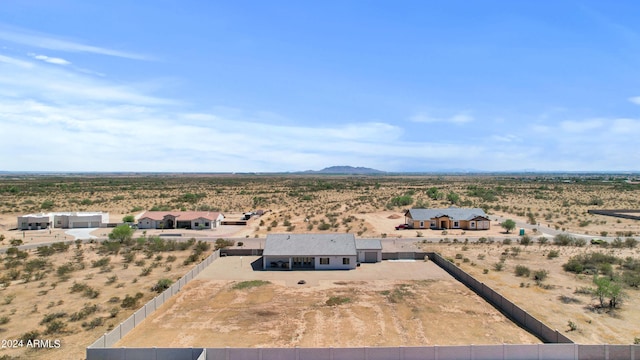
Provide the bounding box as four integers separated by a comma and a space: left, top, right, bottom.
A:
515, 265, 531, 277
547, 250, 559, 259
151, 279, 173, 293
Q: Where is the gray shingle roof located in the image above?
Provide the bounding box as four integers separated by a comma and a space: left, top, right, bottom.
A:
355, 239, 382, 250
263, 234, 357, 256
406, 207, 488, 221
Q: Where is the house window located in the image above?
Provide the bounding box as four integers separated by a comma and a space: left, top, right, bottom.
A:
470, 221, 475, 228
205, 222, 209, 226
194, 222, 199, 227
320, 258, 329, 265
419, 221, 424, 228
430, 221, 436, 227
343, 258, 350, 265
453, 221, 459, 228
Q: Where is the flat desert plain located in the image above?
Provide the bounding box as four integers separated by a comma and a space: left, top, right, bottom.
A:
0, 174, 639, 358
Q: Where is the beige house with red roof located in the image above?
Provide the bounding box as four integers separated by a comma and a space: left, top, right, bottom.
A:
136, 211, 224, 230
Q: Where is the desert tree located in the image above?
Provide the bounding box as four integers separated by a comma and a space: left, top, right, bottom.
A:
109, 225, 134, 243
501, 219, 516, 234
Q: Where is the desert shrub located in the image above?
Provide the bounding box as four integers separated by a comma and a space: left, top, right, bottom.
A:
519, 235, 532, 246
533, 269, 548, 283
166, 255, 177, 262
574, 238, 587, 247
493, 262, 504, 271
36, 245, 55, 257
91, 257, 111, 268
45, 320, 67, 334
625, 238, 638, 248
121, 293, 144, 309
214, 238, 234, 250
326, 296, 351, 306
151, 278, 173, 293
554, 234, 575, 246
538, 236, 548, 245
232, 280, 270, 290
105, 275, 118, 285
563, 252, 620, 274
40, 312, 67, 325
81, 317, 104, 330
140, 267, 152, 276
317, 222, 331, 230
20, 330, 41, 343
25, 258, 49, 272
51, 242, 70, 252
387, 195, 413, 208
70, 282, 88, 293
515, 265, 531, 277
547, 250, 559, 259
69, 303, 99, 322
134, 259, 146, 267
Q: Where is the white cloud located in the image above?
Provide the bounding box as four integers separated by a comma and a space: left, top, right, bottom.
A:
30, 53, 71, 65
0, 24, 150, 60
491, 134, 520, 142
410, 112, 473, 124
629, 96, 640, 105
559, 119, 603, 132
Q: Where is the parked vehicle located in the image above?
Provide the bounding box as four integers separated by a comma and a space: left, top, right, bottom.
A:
395, 224, 411, 230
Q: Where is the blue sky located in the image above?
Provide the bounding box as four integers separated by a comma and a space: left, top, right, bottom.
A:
1, 1, 640, 172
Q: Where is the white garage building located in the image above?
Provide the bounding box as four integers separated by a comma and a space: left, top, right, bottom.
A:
18, 212, 109, 230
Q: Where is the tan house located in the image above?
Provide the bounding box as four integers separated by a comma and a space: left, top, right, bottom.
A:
404, 207, 490, 230
136, 211, 224, 230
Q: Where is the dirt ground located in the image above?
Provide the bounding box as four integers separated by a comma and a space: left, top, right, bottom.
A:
0, 240, 204, 360
1, 175, 639, 357
422, 242, 640, 344
117, 257, 539, 348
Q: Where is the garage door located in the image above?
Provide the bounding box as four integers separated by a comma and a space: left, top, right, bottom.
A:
364, 252, 378, 263
73, 222, 89, 228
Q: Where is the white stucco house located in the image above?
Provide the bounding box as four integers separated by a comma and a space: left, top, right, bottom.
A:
17, 212, 109, 230
136, 211, 224, 230
263, 233, 359, 270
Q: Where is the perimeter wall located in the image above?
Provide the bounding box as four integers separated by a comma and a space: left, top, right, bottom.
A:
87, 249, 640, 360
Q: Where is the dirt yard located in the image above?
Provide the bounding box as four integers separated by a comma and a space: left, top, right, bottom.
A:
117, 257, 539, 348
422, 242, 640, 344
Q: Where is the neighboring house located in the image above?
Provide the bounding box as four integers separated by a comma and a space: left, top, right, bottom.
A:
263, 233, 358, 270
356, 239, 382, 263
136, 211, 224, 230
404, 207, 490, 230
17, 212, 109, 230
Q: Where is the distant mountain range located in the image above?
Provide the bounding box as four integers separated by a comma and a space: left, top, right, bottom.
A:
300, 166, 386, 174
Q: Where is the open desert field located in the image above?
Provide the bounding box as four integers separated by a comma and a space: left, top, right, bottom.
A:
421, 241, 640, 344
0, 174, 639, 358
116, 257, 539, 348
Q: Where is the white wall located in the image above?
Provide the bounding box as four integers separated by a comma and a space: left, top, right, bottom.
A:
315, 255, 356, 270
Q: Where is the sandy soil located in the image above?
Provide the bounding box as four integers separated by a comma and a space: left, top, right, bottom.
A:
1, 175, 639, 357
422, 242, 640, 344
117, 257, 539, 348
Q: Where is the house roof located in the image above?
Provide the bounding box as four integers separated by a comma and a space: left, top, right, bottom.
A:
138, 211, 223, 221
406, 207, 488, 221
263, 234, 357, 257
355, 239, 383, 250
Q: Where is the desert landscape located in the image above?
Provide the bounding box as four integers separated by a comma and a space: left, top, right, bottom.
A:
0, 174, 639, 359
